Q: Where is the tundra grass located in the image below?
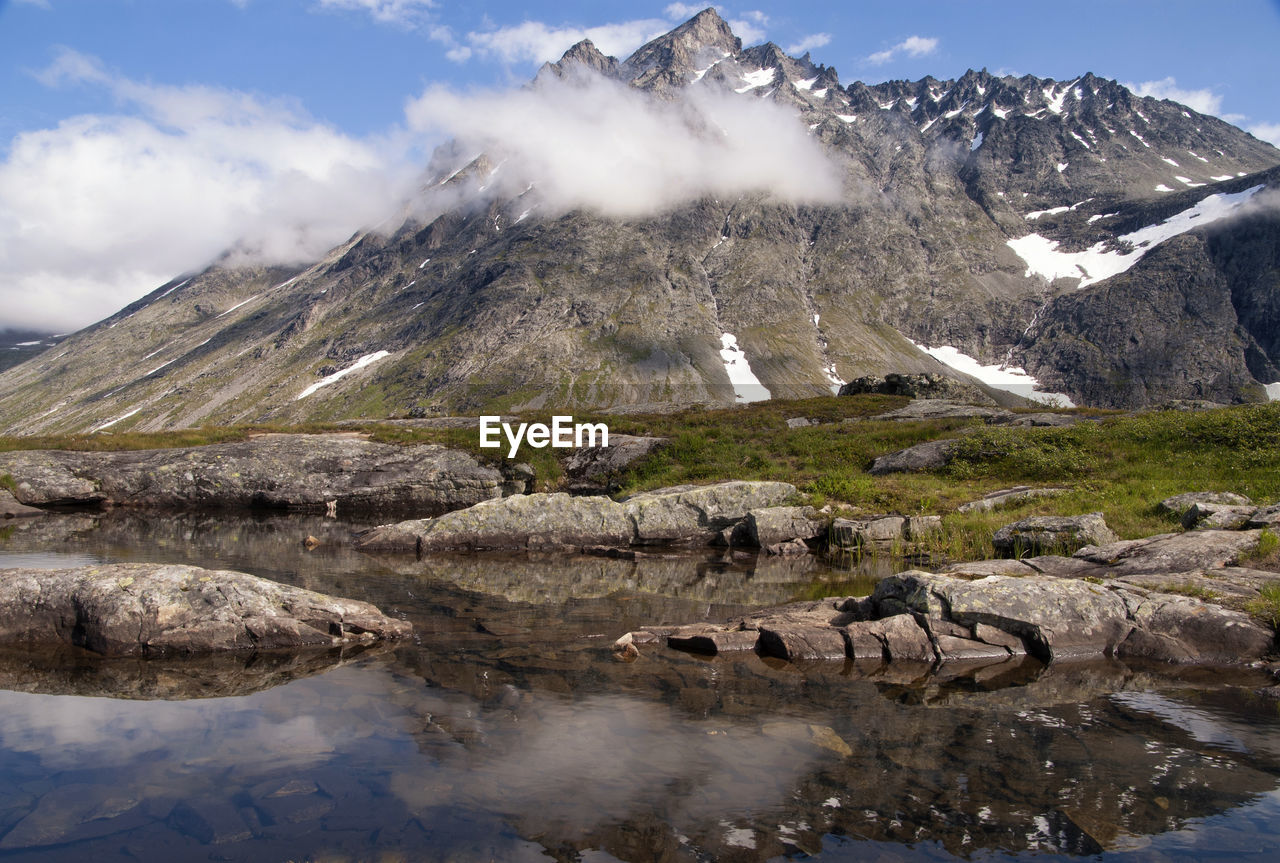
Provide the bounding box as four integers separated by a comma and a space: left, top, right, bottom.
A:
2, 397, 1278, 566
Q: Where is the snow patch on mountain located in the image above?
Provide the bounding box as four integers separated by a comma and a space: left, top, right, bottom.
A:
295, 350, 392, 401
1008, 185, 1265, 288
92, 408, 141, 433
1267, 382, 1280, 401
908, 340, 1075, 406
718, 333, 770, 403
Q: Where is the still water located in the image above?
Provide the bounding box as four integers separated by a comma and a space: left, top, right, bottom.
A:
1, 511, 1279, 861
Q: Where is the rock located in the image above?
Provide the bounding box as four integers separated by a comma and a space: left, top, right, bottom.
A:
358, 481, 798, 552
666, 626, 758, 654
992, 512, 1117, 555
0, 563, 411, 656
1116, 592, 1274, 664
839, 373, 995, 403
1181, 502, 1257, 530
957, 486, 1069, 514
1246, 504, 1280, 529
623, 481, 797, 545
747, 505, 825, 546
874, 571, 1133, 661
830, 516, 905, 550
562, 434, 666, 493
905, 515, 943, 540
168, 798, 253, 845
1075, 530, 1264, 575
1158, 491, 1253, 517
764, 538, 811, 556
757, 624, 848, 661
868, 438, 958, 475
1003, 413, 1081, 427
941, 559, 1040, 578
858, 614, 936, 662
358, 492, 634, 552
0, 435, 523, 515
785, 417, 815, 429
0, 488, 43, 518
872, 400, 1014, 423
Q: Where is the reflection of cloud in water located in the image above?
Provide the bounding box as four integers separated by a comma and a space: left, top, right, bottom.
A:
394, 694, 833, 835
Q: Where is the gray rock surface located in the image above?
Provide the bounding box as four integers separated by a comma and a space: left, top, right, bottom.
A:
0, 434, 525, 515
868, 438, 959, 475
746, 505, 825, 546
830, 516, 906, 550
1159, 491, 1254, 517
1074, 529, 1264, 574
562, 434, 666, 493
957, 486, 1069, 514
992, 512, 1117, 555
357, 481, 797, 552
0, 563, 411, 656
838, 374, 994, 403
1246, 504, 1280, 529
1182, 502, 1258, 530
872, 401, 1015, 423
620, 567, 1275, 667
0, 488, 43, 518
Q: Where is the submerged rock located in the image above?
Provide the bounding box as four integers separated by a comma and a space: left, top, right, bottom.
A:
0, 434, 524, 515
0, 488, 43, 519
0, 563, 411, 656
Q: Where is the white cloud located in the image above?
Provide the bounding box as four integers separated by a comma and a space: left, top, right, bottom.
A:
1249, 122, 1280, 148
313, 0, 436, 27
867, 35, 938, 65
1123, 77, 1223, 117
726, 14, 767, 45
464, 18, 671, 65
0, 49, 416, 332
404, 70, 843, 220
663, 2, 708, 19
786, 33, 830, 56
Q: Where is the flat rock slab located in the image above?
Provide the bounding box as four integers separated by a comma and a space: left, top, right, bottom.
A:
0, 563, 411, 656
1159, 491, 1253, 517
1074, 529, 1264, 575
358, 481, 798, 552
0, 435, 524, 515
872, 401, 1014, 423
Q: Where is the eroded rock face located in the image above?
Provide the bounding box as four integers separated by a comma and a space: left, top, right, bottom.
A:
358, 481, 798, 552
0, 435, 524, 516
0, 563, 411, 656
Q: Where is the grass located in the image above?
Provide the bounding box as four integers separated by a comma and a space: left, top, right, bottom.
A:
3, 395, 1278, 566
0, 473, 16, 495
1246, 584, 1280, 628
1158, 583, 1221, 601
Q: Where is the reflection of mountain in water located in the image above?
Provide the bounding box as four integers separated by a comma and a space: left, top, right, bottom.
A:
2, 511, 1280, 859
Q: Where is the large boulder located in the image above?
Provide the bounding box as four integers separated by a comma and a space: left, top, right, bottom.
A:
358, 493, 635, 552
1158, 491, 1253, 517
1181, 502, 1257, 530
562, 434, 666, 493
746, 505, 825, 547
357, 481, 798, 552
0, 435, 526, 515
869, 438, 959, 475
871, 401, 1015, 423
0, 564, 411, 656
839, 373, 994, 403
992, 512, 1117, 555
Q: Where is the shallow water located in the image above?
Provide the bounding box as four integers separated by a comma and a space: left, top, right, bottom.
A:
1, 511, 1279, 861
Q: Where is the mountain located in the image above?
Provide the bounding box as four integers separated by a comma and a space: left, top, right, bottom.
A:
2, 8, 1278, 434
0, 329, 63, 375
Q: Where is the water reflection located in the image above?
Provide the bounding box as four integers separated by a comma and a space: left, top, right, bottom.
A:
0, 512, 1278, 861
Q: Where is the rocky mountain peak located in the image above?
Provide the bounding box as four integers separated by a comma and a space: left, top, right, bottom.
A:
539, 38, 620, 82
622, 7, 742, 93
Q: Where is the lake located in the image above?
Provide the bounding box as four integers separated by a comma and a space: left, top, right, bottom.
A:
1, 511, 1278, 861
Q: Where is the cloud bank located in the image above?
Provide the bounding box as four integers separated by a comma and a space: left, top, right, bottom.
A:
1123, 77, 1224, 117
404, 71, 843, 219
0, 50, 418, 332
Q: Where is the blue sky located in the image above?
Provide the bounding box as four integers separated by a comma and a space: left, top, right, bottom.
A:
2, 0, 1279, 332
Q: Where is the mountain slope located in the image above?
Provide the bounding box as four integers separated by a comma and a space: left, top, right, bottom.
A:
1, 8, 1278, 434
